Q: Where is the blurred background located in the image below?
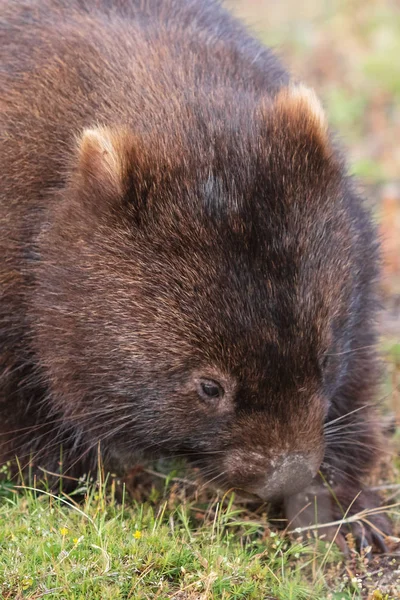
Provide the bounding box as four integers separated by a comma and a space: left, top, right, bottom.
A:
225, 0, 400, 322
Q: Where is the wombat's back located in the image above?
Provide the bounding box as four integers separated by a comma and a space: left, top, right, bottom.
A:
1, 0, 288, 205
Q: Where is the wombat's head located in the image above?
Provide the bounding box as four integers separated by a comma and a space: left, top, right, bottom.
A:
34, 86, 355, 500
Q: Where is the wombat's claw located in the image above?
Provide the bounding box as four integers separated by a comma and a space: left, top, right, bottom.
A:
354, 530, 378, 560
333, 526, 386, 557
358, 535, 371, 557
343, 502, 391, 554
370, 530, 388, 554
347, 523, 388, 556
285, 485, 392, 556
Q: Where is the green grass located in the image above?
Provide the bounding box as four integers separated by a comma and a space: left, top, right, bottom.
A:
0, 477, 374, 600
1, 442, 399, 600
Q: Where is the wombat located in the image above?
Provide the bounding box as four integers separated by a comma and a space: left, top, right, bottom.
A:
0, 0, 391, 549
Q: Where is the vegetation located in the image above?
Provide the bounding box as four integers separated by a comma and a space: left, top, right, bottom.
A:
0, 408, 399, 600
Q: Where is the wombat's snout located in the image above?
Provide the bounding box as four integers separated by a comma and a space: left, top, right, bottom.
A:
251, 453, 318, 501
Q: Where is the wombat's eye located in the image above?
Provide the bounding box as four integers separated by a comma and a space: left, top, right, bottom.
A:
197, 379, 224, 400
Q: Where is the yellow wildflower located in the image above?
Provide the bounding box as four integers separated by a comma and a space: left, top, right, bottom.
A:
60, 527, 69, 536
22, 577, 33, 590
133, 530, 142, 539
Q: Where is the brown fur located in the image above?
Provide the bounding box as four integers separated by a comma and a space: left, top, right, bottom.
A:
0, 0, 390, 545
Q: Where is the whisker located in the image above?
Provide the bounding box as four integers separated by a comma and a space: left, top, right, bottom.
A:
325, 439, 385, 453
324, 426, 384, 438
199, 470, 228, 491
325, 344, 377, 357
324, 404, 373, 428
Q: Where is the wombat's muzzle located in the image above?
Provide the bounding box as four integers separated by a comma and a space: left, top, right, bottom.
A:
253, 453, 319, 501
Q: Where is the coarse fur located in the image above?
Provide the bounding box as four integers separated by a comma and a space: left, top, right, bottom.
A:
0, 0, 390, 546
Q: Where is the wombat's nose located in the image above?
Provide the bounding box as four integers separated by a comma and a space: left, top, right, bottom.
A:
255, 454, 317, 501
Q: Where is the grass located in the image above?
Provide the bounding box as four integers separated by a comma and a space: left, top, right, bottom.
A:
0, 474, 394, 600
0, 481, 325, 599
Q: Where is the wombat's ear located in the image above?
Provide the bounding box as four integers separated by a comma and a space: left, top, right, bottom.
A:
76, 126, 134, 197
271, 84, 332, 157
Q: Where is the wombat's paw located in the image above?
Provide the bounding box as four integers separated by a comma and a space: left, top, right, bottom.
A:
284, 484, 392, 556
